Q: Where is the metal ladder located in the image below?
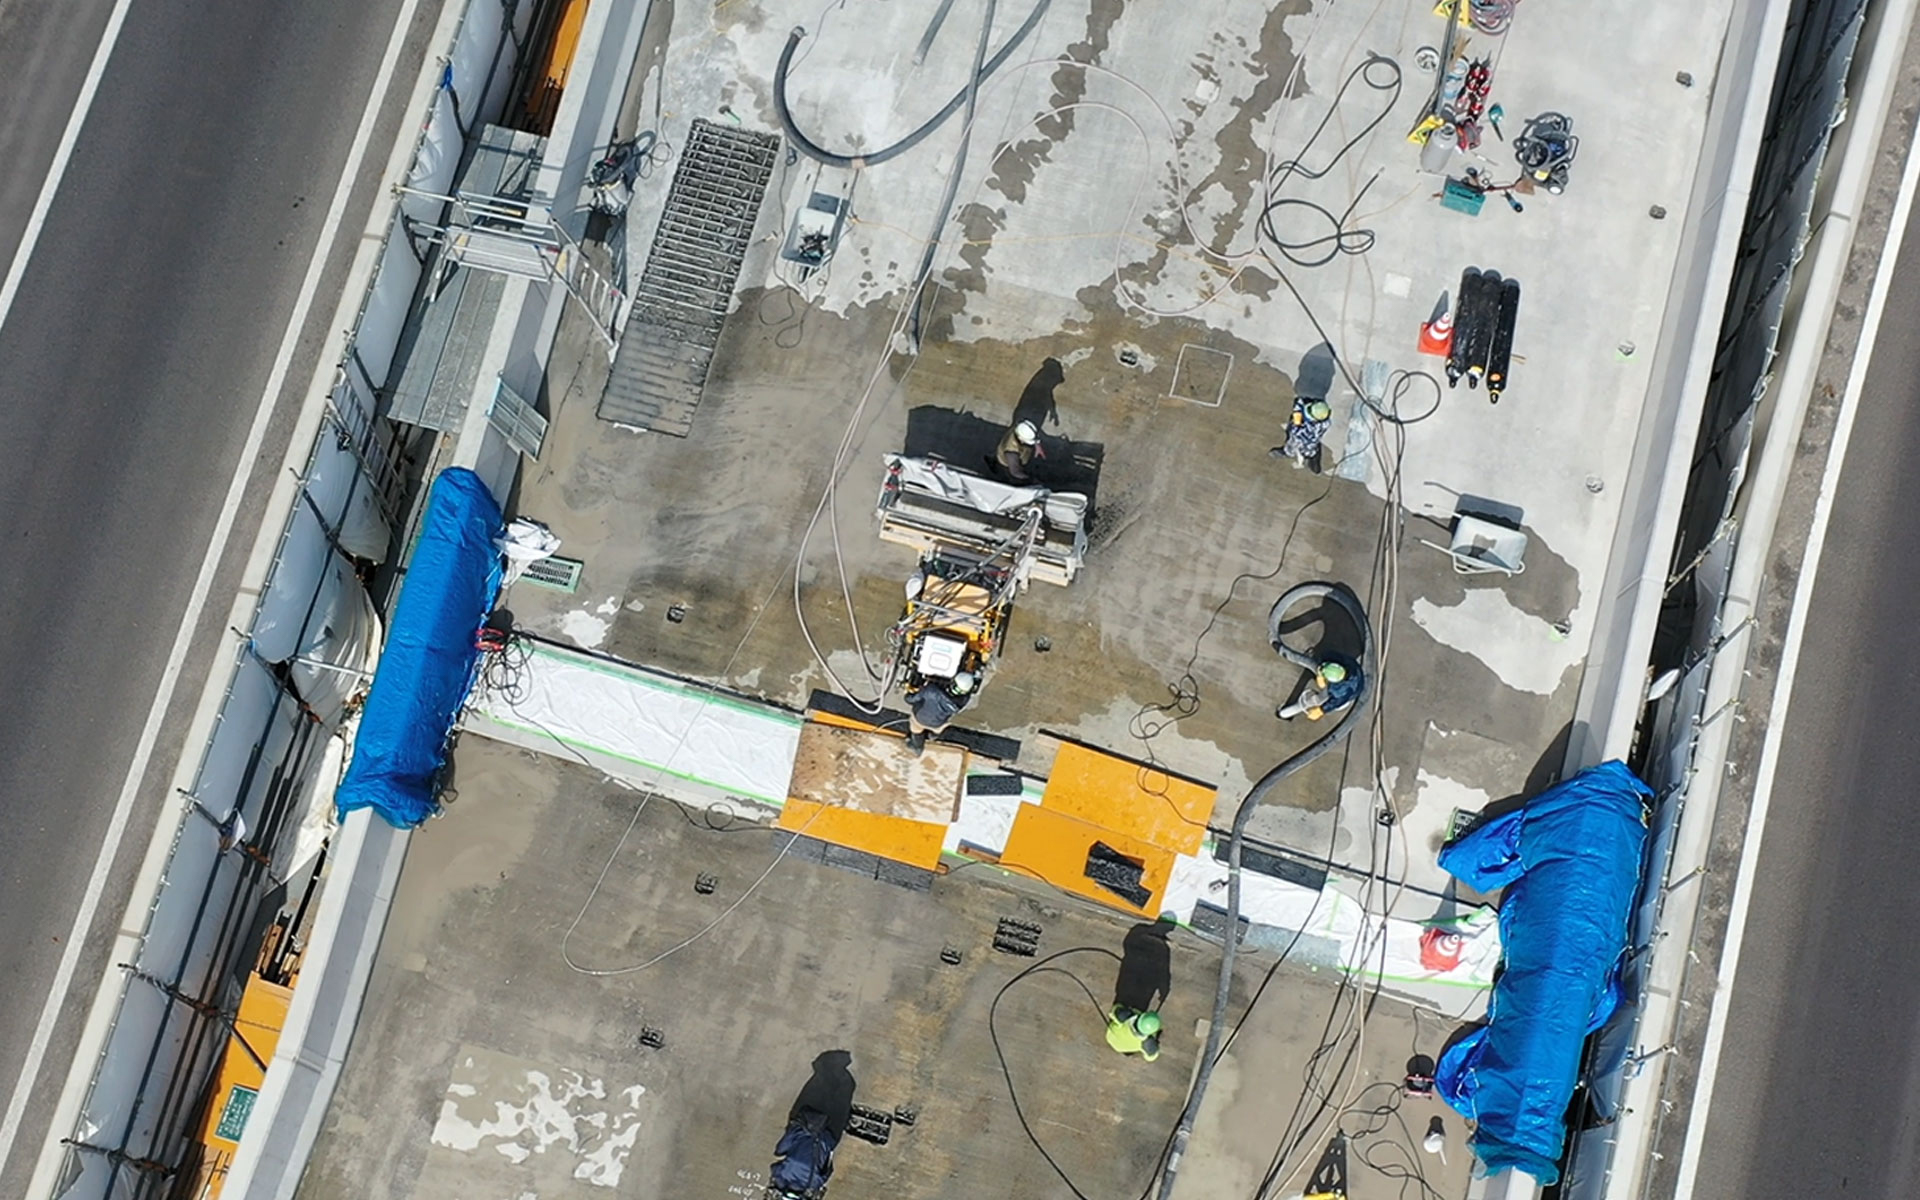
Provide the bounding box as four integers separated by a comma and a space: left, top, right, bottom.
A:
598, 118, 780, 436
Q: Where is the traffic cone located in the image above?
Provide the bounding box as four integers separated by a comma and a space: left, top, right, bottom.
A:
1418, 308, 1454, 356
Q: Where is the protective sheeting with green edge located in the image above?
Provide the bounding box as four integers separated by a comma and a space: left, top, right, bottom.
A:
472, 640, 802, 804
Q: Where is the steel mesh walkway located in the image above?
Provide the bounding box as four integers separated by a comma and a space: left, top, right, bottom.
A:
598, 119, 779, 436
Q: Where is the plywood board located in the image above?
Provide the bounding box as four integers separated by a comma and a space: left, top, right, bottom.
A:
776, 800, 947, 870
999, 804, 1177, 917
787, 721, 966, 823
1039, 741, 1215, 855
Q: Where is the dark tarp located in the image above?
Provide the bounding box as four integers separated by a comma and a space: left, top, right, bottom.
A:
769, 1115, 838, 1195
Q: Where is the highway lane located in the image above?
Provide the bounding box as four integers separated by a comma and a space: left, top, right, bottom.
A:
0, 0, 429, 1187
0, 0, 117, 274
1685, 122, 1920, 1197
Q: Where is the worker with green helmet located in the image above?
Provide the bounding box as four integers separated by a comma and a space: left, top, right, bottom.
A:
1276, 396, 1334, 472
1105, 1005, 1163, 1061
1278, 653, 1363, 721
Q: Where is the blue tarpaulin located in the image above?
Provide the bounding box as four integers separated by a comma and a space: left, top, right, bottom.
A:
1433, 759, 1652, 1184
335, 468, 503, 828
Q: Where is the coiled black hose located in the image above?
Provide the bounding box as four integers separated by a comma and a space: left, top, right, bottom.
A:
1257, 54, 1402, 269
772, 1, 1054, 169
1156, 582, 1375, 1200
1513, 111, 1577, 192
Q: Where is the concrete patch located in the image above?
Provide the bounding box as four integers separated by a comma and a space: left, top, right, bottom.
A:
559, 608, 612, 649
1410, 586, 1582, 695
429, 1046, 646, 1190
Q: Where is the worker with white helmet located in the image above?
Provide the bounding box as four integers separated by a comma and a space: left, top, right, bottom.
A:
988, 418, 1044, 483
905, 669, 976, 754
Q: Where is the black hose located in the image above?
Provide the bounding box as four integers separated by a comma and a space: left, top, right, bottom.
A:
1156, 582, 1375, 1200
771, 1, 1054, 170
1258, 54, 1402, 269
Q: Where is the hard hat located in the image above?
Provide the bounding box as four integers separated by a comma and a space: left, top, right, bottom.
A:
951, 671, 976, 694
1307, 400, 1332, 422
1134, 1011, 1162, 1036
1013, 420, 1039, 445
1320, 661, 1348, 684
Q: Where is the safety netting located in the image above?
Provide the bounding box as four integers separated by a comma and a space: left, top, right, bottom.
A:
335, 468, 503, 827
1433, 759, 1653, 1183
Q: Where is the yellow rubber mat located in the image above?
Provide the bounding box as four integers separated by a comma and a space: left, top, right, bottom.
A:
999, 804, 1176, 916
1040, 741, 1215, 855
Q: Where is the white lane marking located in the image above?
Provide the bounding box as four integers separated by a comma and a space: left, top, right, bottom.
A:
0, 0, 137, 333
1670, 102, 1920, 1200
0, 0, 427, 1173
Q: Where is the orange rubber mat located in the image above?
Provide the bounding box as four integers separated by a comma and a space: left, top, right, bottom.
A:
1039, 741, 1215, 855
999, 804, 1176, 916
776, 800, 947, 870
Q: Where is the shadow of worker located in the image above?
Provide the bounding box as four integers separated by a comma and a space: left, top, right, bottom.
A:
1011, 356, 1066, 431
1112, 920, 1174, 1014
788, 1049, 856, 1139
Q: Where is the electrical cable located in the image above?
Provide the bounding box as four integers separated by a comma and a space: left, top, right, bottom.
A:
769, 30, 1452, 1198
1258, 54, 1402, 269
772, 2, 1054, 170
477, 530, 829, 977
989, 947, 1178, 1200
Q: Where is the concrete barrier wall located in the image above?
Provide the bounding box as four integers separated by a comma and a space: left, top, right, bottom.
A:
1527, 0, 1796, 1197
1559, 0, 1916, 1197
39, 2, 535, 1196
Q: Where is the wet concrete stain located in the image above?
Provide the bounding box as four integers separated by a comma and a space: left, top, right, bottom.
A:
985, 0, 1128, 207
626, 0, 675, 134
943, 202, 1006, 302
1183, 0, 1310, 256
521, 258, 1591, 811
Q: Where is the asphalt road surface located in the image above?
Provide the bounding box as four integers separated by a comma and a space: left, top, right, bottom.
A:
1686, 128, 1920, 1198
0, 0, 428, 1188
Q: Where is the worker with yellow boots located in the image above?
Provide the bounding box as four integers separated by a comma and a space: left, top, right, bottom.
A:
1105, 1006, 1162, 1061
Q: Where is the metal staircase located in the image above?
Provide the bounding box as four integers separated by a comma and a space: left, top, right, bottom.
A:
598, 119, 780, 436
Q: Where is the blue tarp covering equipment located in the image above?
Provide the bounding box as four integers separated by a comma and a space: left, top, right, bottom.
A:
1433, 759, 1653, 1184
335, 468, 504, 828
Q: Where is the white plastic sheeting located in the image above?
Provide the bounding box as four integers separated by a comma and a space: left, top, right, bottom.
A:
882, 453, 1088, 529
943, 783, 1499, 1008
63, 655, 319, 1199
475, 643, 803, 806
305, 434, 392, 561
354, 227, 424, 387
497, 516, 561, 585
1161, 854, 1501, 1008
250, 440, 383, 725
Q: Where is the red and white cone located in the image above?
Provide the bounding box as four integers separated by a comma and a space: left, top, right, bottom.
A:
1418, 309, 1455, 357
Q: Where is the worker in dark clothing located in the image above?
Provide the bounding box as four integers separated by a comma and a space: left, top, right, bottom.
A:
1105, 1006, 1162, 1061
987, 420, 1043, 483
1278, 654, 1363, 721
905, 671, 975, 754
1275, 398, 1333, 472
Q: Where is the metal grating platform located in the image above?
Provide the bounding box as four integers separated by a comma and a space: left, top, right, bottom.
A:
599, 119, 779, 436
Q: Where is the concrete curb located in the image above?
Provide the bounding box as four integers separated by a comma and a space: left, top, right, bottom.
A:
221, 5, 656, 1195
1601, 0, 1920, 1196
218, 812, 411, 1200
21, 0, 464, 1195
